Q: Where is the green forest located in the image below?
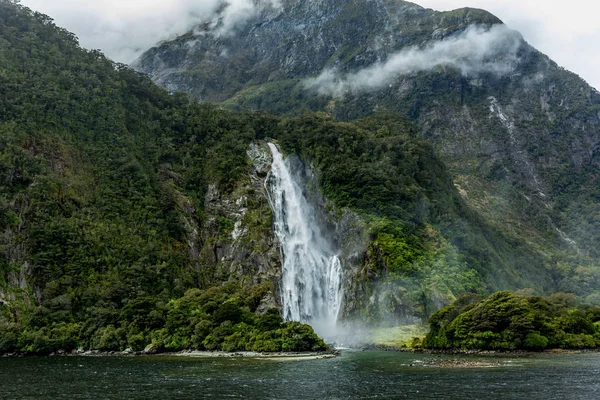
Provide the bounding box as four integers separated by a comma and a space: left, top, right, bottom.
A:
0, 0, 327, 353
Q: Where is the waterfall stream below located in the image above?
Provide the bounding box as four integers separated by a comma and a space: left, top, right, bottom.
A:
266, 143, 343, 338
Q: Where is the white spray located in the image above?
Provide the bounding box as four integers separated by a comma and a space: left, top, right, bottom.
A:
266, 143, 343, 338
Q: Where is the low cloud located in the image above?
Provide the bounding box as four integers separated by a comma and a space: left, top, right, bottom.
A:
417, 0, 600, 90
211, 0, 282, 38
18, 1, 600, 89
20, 0, 280, 63
305, 25, 523, 97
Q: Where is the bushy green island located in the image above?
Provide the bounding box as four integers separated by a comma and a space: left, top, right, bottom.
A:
424, 291, 600, 351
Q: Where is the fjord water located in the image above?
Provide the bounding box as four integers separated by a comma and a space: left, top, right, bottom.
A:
266, 144, 343, 338
2, 351, 599, 399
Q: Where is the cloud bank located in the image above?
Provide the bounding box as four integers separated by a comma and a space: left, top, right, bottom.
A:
305, 25, 523, 97
20, 0, 279, 63
18, 1, 600, 90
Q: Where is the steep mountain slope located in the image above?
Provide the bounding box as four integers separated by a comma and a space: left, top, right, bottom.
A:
137, 0, 600, 300
0, 0, 525, 352
0, 0, 323, 352
137, 0, 501, 104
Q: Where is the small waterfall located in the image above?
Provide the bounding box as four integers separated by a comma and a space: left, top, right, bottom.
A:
266, 143, 343, 337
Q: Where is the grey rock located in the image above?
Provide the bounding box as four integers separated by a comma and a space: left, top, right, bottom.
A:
144, 344, 159, 354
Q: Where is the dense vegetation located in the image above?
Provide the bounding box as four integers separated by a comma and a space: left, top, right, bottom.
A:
0, 0, 478, 352
0, 280, 326, 354
275, 113, 557, 320
424, 291, 600, 351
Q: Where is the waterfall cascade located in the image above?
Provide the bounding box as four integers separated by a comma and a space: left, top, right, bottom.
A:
266, 143, 343, 337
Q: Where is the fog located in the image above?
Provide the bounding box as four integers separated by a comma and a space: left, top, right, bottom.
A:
305, 25, 522, 97
19, 0, 280, 63
418, 0, 600, 90
18, 1, 599, 89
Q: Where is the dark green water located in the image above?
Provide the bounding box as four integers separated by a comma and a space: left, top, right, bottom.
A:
1, 351, 599, 399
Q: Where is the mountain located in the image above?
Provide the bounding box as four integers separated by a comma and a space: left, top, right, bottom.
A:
136, 0, 600, 300
0, 0, 504, 352
0, 0, 339, 352
1, 0, 599, 354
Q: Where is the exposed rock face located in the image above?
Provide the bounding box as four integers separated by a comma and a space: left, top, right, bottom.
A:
197, 142, 281, 286
143, 343, 158, 354
196, 141, 374, 321
0, 198, 31, 310
136, 0, 600, 270
136, 0, 500, 103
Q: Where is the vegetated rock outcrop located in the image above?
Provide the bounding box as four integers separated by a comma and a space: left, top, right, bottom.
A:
137, 0, 600, 305
424, 291, 600, 351
0, 0, 325, 354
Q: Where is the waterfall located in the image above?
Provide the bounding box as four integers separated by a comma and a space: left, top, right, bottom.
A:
266, 143, 343, 337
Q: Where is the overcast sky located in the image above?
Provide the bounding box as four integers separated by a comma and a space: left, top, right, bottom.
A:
19, 0, 600, 90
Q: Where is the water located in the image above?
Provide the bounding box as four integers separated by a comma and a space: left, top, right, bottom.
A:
266, 143, 343, 337
1, 351, 599, 399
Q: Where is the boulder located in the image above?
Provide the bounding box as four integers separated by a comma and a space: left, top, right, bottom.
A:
143, 344, 158, 354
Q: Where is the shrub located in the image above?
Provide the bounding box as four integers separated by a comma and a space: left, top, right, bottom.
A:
94, 325, 122, 351
524, 333, 549, 350
0, 327, 19, 352
127, 333, 146, 351
213, 301, 243, 325
257, 309, 283, 331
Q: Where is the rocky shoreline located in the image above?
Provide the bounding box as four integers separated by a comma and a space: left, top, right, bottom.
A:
360, 343, 600, 357
3, 345, 599, 359
425, 349, 600, 357
171, 350, 340, 360
0, 347, 341, 359
416, 359, 505, 368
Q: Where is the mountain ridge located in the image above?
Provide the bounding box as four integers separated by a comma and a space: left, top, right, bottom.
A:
136, 0, 505, 103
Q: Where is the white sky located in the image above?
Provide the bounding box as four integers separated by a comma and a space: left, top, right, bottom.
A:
19, 0, 600, 90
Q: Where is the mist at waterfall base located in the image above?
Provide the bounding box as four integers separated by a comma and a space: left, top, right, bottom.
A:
266, 143, 344, 340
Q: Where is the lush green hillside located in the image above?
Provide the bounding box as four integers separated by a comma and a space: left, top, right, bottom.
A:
424, 291, 600, 351
0, 0, 481, 353
273, 113, 558, 321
